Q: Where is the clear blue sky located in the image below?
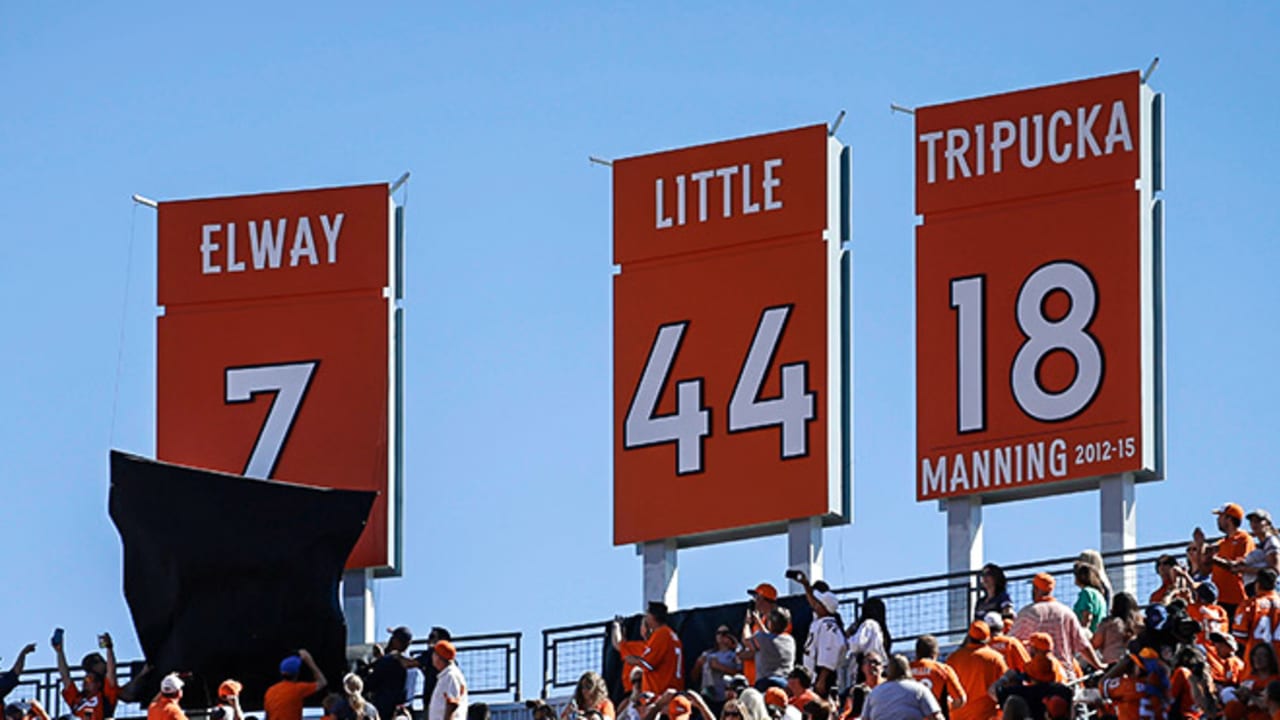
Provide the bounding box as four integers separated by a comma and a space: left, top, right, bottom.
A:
2, 0, 1277, 695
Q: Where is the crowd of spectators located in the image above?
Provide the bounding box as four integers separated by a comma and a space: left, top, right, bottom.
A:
5, 502, 1279, 720
0, 628, 471, 720
595, 502, 1280, 720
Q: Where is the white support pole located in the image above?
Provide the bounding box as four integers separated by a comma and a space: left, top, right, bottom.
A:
788, 517, 824, 594
1100, 473, 1138, 596
947, 497, 983, 634
343, 568, 376, 651
642, 540, 678, 609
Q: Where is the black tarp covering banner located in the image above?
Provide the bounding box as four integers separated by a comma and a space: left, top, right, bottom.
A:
108, 451, 375, 711
601, 594, 818, 702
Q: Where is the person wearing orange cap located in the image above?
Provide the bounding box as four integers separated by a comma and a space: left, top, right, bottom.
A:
668, 694, 695, 720
428, 640, 468, 720
1009, 573, 1102, 681
1208, 503, 1257, 620
1022, 634, 1065, 685
744, 584, 782, 685
212, 680, 244, 720
944, 621, 1007, 720
764, 686, 800, 720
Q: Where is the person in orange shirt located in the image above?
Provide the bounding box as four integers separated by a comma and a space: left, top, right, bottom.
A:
1209, 503, 1257, 620
982, 613, 1029, 674
945, 621, 1007, 720
147, 674, 188, 720
611, 601, 685, 694
743, 584, 783, 685
1022, 635, 1066, 685
909, 636, 965, 719
1190, 581, 1230, 648
1210, 632, 1247, 686
264, 649, 328, 720
1234, 569, 1280, 674
53, 631, 118, 720
1233, 643, 1279, 720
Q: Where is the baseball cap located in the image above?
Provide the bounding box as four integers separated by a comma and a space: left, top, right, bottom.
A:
764, 688, 789, 708
749, 583, 779, 601
434, 640, 457, 661
1213, 503, 1245, 521
280, 655, 303, 676
218, 679, 243, 698
1196, 580, 1219, 603
1028, 633, 1054, 652
1248, 508, 1274, 524
983, 612, 1003, 634
814, 590, 839, 614
388, 626, 413, 643
668, 696, 692, 720
968, 620, 990, 643
1032, 572, 1055, 593
1210, 630, 1238, 651
161, 673, 184, 695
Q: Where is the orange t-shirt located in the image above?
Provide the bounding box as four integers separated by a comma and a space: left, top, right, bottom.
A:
1168, 668, 1202, 720
620, 626, 684, 694
1208, 645, 1246, 685
1102, 676, 1167, 720
594, 698, 617, 720
263, 680, 319, 720
910, 658, 966, 707
147, 696, 188, 720
1214, 530, 1256, 607
987, 634, 1029, 673
1233, 591, 1280, 672
946, 644, 1008, 720
62, 678, 120, 720
1190, 603, 1229, 646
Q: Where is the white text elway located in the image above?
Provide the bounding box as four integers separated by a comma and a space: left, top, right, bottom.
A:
199, 214, 345, 275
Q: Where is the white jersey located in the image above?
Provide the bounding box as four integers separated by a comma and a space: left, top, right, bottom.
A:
428, 663, 468, 720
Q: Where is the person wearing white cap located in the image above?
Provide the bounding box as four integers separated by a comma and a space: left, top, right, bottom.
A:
147, 674, 187, 720
790, 570, 843, 700
1238, 509, 1280, 591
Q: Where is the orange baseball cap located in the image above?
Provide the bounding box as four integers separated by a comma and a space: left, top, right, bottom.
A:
749, 583, 779, 601
218, 680, 242, 698
1213, 503, 1245, 521
1028, 633, 1054, 652
668, 696, 692, 720
764, 688, 789, 708
968, 620, 990, 643
434, 640, 457, 661
1032, 572, 1056, 593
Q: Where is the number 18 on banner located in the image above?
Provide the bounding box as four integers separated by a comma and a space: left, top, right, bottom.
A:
613, 125, 851, 547
915, 71, 1165, 503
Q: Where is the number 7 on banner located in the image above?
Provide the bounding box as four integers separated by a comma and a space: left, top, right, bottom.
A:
224, 361, 319, 479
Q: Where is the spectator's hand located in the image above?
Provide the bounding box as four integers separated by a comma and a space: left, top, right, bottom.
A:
298, 649, 313, 662
372, 643, 385, 659
100, 632, 113, 649
30, 699, 44, 713
20, 643, 36, 656
791, 570, 809, 586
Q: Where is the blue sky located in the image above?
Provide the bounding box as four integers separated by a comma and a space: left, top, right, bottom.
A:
2, 1, 1278, 696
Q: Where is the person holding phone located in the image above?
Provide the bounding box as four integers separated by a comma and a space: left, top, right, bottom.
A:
52, 630, 118, 720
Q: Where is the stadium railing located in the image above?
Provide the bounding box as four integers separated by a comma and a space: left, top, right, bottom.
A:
11, 631, 523, 718
538, 538, 1189, 697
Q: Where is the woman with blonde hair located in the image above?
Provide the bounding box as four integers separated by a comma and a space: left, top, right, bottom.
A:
339, 673, 379, 720
562, 671, 615, 720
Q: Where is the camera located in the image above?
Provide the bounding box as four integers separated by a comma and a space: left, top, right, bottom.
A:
785, 569, 803, 581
